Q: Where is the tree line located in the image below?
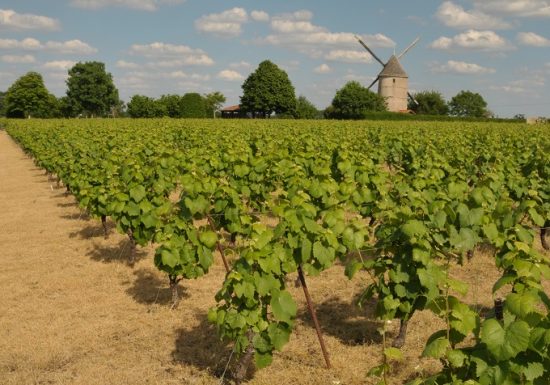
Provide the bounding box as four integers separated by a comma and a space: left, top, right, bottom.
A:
126, 92, 226, 118
0, 59, 509, 120
0, 62, 227, 119
226, 60, 492, 119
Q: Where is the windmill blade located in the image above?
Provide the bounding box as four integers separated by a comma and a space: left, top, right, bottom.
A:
367, 75, 380, 90
397, 37, 420, 60
355, 35, 385, 66
407, 92, 419, 106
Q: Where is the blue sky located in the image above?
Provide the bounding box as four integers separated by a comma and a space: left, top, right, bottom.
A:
1, 0, 549, 117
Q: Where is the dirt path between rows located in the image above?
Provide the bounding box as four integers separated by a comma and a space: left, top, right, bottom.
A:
1, 128, 547, 385
0, 130, 230, 385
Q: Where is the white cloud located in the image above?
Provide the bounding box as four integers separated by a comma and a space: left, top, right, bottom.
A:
488, 76, 545, 94
167, 70, 187, 79
435, 2, 511, 29
489, 85, 527, 93
229, 61, 251, 69
257, 10, 394, 62
149, 59, 185, 67
189, 73, 210, 81
314, 63, 331, 74
123, 70, 185, 79
195, 7, 248, 38
517, 31, 550, 46
217, 69, 244, 81
44, 40, 97, 54
47, 72, 70, 81
261, 32, 393, 48
116, 68, 213, 96
251, 10, 269, 22
117, 75, 146, 89
515, 70, 546, 86
0, 38, 96, 54
280, 60, 301, 72
472, 0, 550, 18
271, 19, 324, 34
177, 80, 211, 91
279, 10, 313, 21
342, 71, 375, 83
128, 42, 214, 65
116, 60, 139, 69
325, 50, 373, 63
70, 0, 185, 11
117, 59, 215, 72
431, 60, 496, 74
130, 42, 197, 56
1, 54, 35, 63
429, 30, 512, 51
0, 9, 60, 31
182, 55, 214, 66
147, 58, 213, 67
43, 60, 76, 71
0, 37, 41, 50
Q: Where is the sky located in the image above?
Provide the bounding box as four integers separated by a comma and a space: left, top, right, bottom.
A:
0, 0, 549, 118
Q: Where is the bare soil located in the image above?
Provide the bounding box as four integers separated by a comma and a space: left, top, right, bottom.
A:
0, 130, 547, 385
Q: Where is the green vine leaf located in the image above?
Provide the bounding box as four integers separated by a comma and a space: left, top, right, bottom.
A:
480, 319, 530, 361
270, 290, 296, 324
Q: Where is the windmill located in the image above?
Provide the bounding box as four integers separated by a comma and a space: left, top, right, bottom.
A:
355, 36, 420, 112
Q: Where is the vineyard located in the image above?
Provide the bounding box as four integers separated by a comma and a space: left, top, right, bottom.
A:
1, 118, 550, 385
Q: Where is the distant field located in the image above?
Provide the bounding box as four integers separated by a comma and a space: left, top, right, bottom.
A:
1, 119, 549, 385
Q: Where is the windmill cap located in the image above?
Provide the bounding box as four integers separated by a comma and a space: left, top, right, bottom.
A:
379, 55, 408, 78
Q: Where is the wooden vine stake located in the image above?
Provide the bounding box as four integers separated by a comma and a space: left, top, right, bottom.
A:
297, 265, 331, 369
206, 215, 230, 273
541, 221, 549, 251
169, 275, 183, 309
127, 229, 136, 267
101, 215, 108, 239
232, 330, 256, 384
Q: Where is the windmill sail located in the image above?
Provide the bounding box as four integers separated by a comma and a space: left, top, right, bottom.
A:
355, 35, 418, 112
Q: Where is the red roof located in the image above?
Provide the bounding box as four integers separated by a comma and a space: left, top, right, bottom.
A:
221, 105, 240, 112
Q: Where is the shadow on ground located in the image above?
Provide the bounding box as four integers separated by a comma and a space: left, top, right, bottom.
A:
86, 238, 148, 264
60, 212, 91, 221
52, 191, 74, 199
172, 314, 233, 378
69, 222, 112, 240
57, 201, 78, 208
298, 295, 383, 345
125, 268, 188, 306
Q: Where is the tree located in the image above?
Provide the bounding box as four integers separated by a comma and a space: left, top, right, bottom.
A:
4, 72, 59, 118
448, 90, 487, 118
127, 95, 165, 118
157, 94, 182, 118
0, 91, 5, 116
204, 91, 226, 118
295, 95, 319, 119
180, 93, 207, 118
58, 95, 79, 118
240, 60, 296, 117
66, 61, 120, 117
327, 81, 386, 119
408, 90, 448, 115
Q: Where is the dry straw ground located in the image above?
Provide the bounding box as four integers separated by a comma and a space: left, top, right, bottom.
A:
0, 130, 548, 385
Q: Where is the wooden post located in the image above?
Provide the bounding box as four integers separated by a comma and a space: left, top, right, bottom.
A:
297, 265, 331, 368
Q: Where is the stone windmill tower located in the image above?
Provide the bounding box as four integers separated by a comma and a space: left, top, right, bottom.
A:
355, 36, 419, 112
